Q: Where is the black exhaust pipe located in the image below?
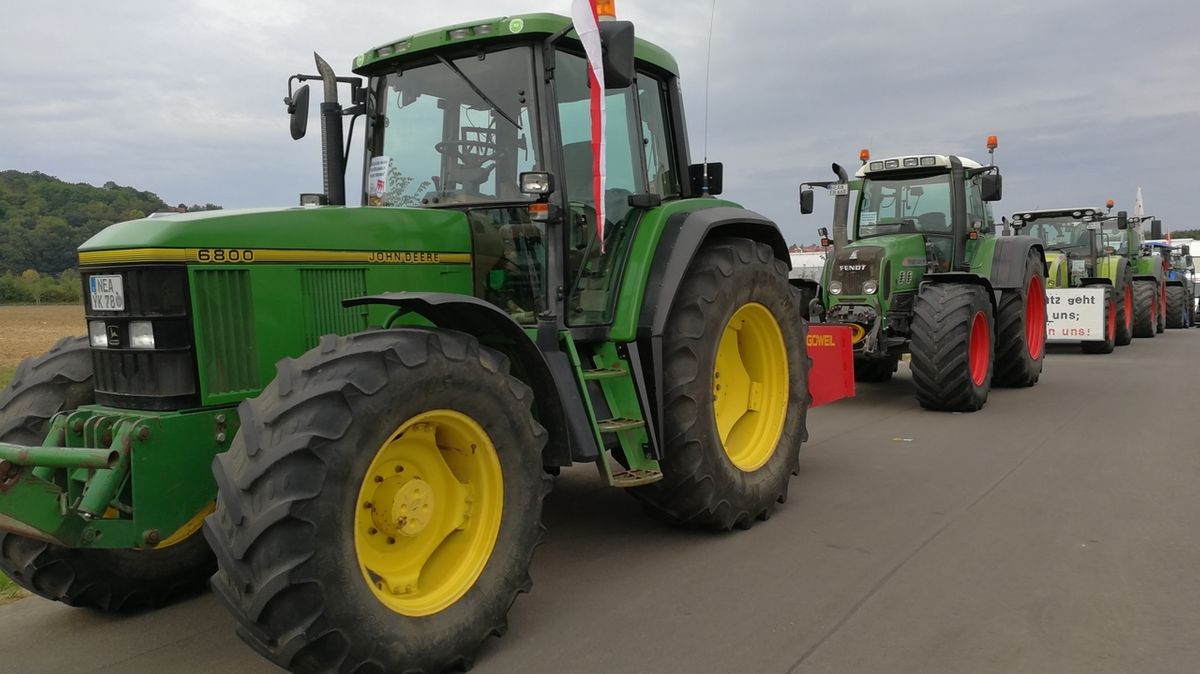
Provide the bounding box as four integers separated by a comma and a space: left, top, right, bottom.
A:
314, 52, 346, 206
830, 163, 851, 246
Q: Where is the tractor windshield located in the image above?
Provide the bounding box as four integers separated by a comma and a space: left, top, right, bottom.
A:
1099, 221, 1131, 254
1025, 216, 1093, 254
369, 46, 541, 207
856, 173, 952, 239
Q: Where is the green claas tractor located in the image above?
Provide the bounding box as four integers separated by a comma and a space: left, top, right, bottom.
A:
0, 11, 854, 673
1013, 207, 1170, 342
1009, 205, 1132, 353
798, 139, 1048, 411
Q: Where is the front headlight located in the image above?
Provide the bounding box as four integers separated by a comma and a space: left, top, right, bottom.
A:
89, 320, 108, 348
862, 279, 879, 295
828, 280, 843, 295
129, 321, 156, 349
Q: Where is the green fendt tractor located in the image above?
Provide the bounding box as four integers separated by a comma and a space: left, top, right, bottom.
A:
1101, 214, 1169, 337
798, 139, 1048, 411
0, 11, 853, 673
1009, 204, 1133, 353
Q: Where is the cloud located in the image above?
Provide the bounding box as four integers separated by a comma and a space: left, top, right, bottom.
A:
1, 0, 1197, 242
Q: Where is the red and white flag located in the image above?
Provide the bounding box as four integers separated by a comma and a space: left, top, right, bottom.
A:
570, 0, 607, 251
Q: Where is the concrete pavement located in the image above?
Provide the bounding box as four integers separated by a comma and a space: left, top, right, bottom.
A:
2, 331, 1198, 673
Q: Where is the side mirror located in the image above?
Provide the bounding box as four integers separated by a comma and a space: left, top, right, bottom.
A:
1117, 211, 1128, 230
688, 162, 723, 196
599, 21, 635, 88
980, 173, 1002, 202
287, 84, 310, 140
800, 188, 815, 215
1183, 245, 1191, 256
1151, 219, 1163, 240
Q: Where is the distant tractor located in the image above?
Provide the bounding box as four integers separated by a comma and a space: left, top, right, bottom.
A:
799, 138, 1048, 412
1009, 205, 1130, 353
1160, 243, 1193, 328
0, 9, 854, 673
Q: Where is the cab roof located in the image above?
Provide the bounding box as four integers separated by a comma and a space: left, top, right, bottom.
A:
855, 154, 983, 178
353, 13, 679, 76
1011, 207, 1106, 219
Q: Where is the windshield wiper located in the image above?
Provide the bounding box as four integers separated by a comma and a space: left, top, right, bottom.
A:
435, 54, 522, 130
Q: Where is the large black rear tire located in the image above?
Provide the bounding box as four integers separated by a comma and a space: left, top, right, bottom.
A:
1166, 285, 1187, 329
910, 283, 994, 412
1132, 279, 1157, 338
1081, 285, 1117, 354
993, 250, 1046, 388
0, 337, 215, 611
630, 238, 809, 531
205, 329, 549, 673
1156, 283, 1167, 333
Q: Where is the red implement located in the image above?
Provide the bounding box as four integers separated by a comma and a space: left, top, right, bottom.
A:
806, 324, 855, 407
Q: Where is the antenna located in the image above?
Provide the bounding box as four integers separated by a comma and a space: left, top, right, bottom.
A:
701, 0, 718, 194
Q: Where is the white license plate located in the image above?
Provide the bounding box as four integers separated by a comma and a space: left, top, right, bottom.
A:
830, 183, 849, 196
89, 275, 125, 311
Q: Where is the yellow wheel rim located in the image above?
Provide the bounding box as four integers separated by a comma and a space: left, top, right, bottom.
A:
354, 409, 503, 617
712, 302, 790, 472
154, 502, 215, 549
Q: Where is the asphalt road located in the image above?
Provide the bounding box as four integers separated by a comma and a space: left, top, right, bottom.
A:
3, 330, 1199, 673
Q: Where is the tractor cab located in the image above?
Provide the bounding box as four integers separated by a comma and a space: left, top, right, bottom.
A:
1010, 206, 1111, 287
287, 14, 686, 327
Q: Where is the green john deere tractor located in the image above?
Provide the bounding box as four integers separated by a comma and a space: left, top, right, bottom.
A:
0, 12, 850, 672
799, 139, 1048, 412
1010, 205, 1133, 353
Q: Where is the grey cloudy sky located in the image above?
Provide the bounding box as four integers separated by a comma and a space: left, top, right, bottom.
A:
2, 0, 1197, 243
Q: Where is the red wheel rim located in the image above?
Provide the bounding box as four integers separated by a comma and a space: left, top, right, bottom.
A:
969, 310, 990, 387
1025, 275, 1046, 359
1106, 294, 1117, 339
1124, 283, 1133, 330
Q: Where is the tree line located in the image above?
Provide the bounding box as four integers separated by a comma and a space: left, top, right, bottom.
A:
0, 170, 222, 274
0, 170, 220, 303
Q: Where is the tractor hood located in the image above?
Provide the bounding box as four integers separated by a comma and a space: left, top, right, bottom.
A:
78, 206, 473, 261
828, 234, 929, 297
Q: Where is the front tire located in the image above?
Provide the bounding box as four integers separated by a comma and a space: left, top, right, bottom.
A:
1113, 267, 1134, 346
630, 238, 809, 531
1132, 280, 1157, 338
1081, 285, 1117, 354
993, 250, 1047, 388
0, 337, 214, 611
205, 329, 549, 673
910, 283, 994, 412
